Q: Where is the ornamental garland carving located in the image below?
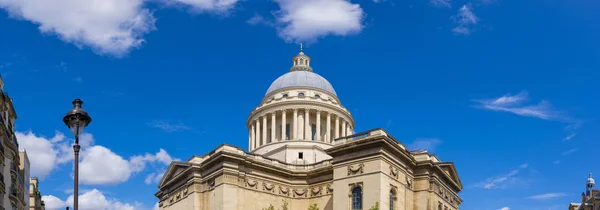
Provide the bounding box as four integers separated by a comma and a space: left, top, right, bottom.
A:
347, 163, 365, 176
293, 188, 307, 198
327, 184, 334, 194
311, 186, 322, 196
246, 179, 258, 189
405, 175, 413, 189
263, 182, 275, 192
390, 165, 399, 179
279, 186, 289, 196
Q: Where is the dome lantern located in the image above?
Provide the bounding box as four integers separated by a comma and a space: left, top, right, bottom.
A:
290, 43, 313, 72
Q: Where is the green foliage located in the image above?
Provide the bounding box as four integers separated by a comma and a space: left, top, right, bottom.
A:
308, 203, 320, 210
369, 202, 380, 210
262, 204, 275, 210
281, 199, 289, 210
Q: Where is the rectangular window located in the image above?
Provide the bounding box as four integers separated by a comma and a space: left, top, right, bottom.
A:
311, 124, 316, 140
298, 152, 303, 159
285, 124, 290, 140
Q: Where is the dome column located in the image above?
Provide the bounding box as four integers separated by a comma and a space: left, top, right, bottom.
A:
255, 120, 260, 147
326, 113, 331, 143
305, 109, 310, 140
316, 110, 321, 141
342, 120, 347, 137
281, 110, 287, 140
271, 112, 276, 142
293, 109, 298, 140
334, 116, 340, 140
262, 116, 267, 145
250, 124, 255, 150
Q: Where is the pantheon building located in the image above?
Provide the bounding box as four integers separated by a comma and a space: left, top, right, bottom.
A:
155, 49, 463, 210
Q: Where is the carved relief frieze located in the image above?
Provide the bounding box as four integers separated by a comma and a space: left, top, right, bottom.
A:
293, 188, 307, 198
207, 178, 216, 190
326, 184, 334, 194
347, 163, 365, 176
390, 165, 400, 179
311, 186, 322, 197
405, 175, 413, 189
263, 182, 275, 192
246, 179, 258, 189
279, 186, 290, 196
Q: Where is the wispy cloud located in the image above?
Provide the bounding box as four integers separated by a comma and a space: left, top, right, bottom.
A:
147, 120, 191, 133
499, 207, 510, 210
527, 193, 568, 200
561, 148, 577, 156
406, 138, 442, 153
431, 0, 451, 8
452, 4, 478, 35
475, 164, 528, 189
553, 160, 560, 164
472, 91, 575, 123
563, 133, 576, 141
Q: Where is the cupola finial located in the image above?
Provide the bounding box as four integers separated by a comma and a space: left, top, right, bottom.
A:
290, 46, 313, 72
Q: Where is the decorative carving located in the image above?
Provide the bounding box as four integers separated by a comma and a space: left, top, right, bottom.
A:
390, 165, 399, 179
246, 179, 258, 189
263, 182, 275, 192
347, 163, 365, 176
293, 188, 307, 197
327, 184, 334, 194
311, 186, 322, 196
279, 186, 290, 195
405, 176, 413, 189
183, 186, 189, 194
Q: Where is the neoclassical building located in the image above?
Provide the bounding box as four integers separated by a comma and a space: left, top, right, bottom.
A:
569, 174, 599, 210
156, 49, 463, 210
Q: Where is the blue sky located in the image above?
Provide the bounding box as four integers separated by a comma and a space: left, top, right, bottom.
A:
1, 0, 599, 209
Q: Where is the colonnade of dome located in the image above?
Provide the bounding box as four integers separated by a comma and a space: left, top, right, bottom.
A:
246, 48, 355, 156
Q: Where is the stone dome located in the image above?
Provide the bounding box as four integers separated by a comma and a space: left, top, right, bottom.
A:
266, 71, 337, 96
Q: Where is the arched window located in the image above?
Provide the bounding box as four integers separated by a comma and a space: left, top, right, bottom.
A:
315, 94, 320, 98
352, 187, 362, 210
298, 93, 305, 97
389, 190, 396, 210
282, 93, 289, 98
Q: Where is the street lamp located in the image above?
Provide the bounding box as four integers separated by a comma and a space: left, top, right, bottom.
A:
62, 99, 92, 210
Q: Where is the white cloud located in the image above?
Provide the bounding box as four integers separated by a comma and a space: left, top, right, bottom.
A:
472, 91, 573, 122
0, 0, 240, 57
564, 133, 576, 141
452, 4, 477, 35
172, 0, 238, 13
147, 120, 192, 132
431, 0, 451, 8
499, 208, 510, 210
43, 189, 140, 210
406, 138, 442, 153
42, 195, 67, 210
16, 131, 62, 179
271, 0, 365, 43
0, 0, 156, 56
17, 130, 174, 185
476, 164, 528, 189
153, 203, 160, 210
561, 148, 577, 156
80, 146, 132, 185
145, 170, 165, 184
527, 193, 568, 200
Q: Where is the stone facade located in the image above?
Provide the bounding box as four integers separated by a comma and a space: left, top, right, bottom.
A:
0, 76, 28, 210
29, 178, 45, 210
155, 49, 463, 210
569, 174, 599, 210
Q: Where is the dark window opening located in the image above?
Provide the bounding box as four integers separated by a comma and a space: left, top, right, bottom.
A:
298, 152, 304, 159
282, 93, 289, 98
298, 93, 305, 97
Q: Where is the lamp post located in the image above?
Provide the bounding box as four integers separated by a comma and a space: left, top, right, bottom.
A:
62, 99, 92, 210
